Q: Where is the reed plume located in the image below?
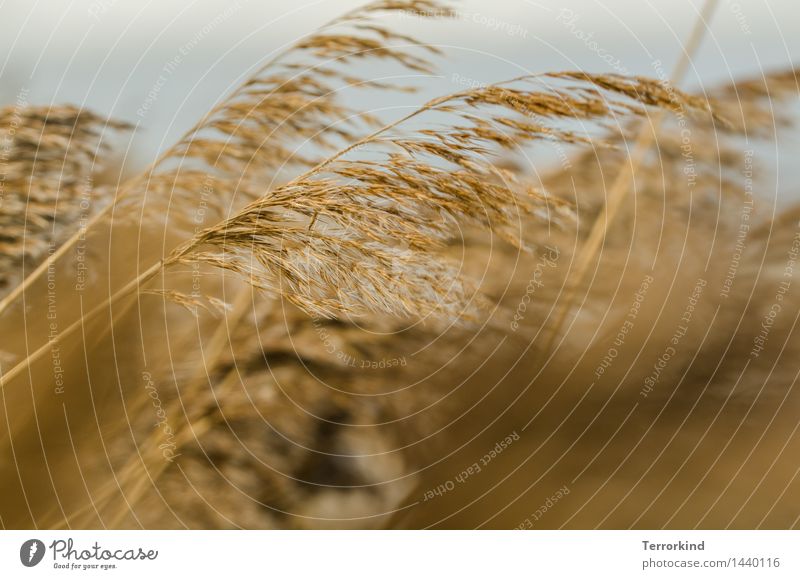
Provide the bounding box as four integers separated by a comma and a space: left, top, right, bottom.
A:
164, 73, 712, 318
0, 0, 450, 318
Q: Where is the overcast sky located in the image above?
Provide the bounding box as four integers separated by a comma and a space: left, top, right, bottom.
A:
1, 0, 798, 159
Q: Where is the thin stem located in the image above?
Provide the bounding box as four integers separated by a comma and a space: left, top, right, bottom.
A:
0, 261, 163, 389
539, 0, 719, 357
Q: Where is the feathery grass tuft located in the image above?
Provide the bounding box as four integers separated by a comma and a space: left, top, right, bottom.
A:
0, 105, 129, 293
165, 73, 711, 318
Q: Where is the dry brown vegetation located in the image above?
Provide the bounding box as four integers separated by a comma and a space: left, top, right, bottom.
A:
1, 0, 799, 529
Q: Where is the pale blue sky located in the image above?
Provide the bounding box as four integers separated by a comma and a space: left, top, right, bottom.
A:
1, 0, 797, 162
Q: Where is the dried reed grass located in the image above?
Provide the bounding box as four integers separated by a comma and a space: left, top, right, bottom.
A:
2, 0, 800, 531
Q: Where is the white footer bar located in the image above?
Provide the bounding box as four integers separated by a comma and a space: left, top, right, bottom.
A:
1, 531, 796, 577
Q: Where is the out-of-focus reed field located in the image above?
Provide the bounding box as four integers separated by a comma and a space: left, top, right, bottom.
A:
1, 0, 799, 529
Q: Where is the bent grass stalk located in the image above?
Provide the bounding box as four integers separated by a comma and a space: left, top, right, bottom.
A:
0, 86, 463, 391
0, 261, 163, 388
0, 70, 714, 391
538, 0, 719, 358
